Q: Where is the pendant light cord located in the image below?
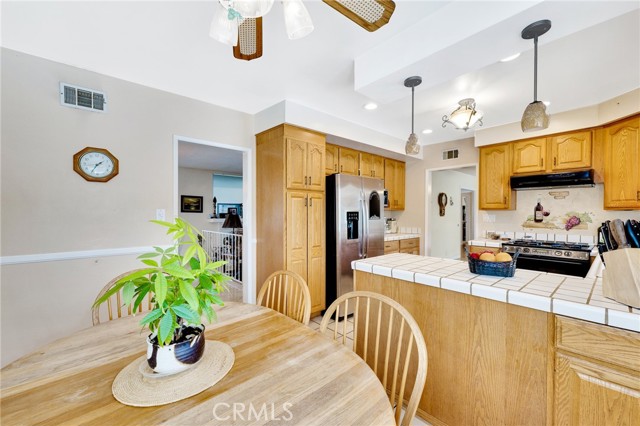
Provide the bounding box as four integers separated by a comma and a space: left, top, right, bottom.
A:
533, 36, 538, 102
411, 86, 415, 133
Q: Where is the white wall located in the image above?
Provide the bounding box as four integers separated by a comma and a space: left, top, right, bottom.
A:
429, 170, 477, 259
178, 167, 217, 233
0, 48, 254, 366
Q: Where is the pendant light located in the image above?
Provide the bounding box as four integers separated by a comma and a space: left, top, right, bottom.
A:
521, 19, 551, 132
404, 76, 422, 155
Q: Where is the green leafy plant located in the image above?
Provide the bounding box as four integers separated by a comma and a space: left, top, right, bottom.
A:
93, 218, 228, 345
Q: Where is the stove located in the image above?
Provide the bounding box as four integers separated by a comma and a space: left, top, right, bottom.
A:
501, 239, 594, 277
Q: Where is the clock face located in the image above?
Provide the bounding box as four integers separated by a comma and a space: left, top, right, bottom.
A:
73, 147, 119, 182
79, 152, 114, 178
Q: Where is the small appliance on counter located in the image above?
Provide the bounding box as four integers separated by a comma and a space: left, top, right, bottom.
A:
385, 218, 397, 234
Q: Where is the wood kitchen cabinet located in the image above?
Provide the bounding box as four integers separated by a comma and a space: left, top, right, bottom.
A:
384, 158, 405, 210
256, 124, 326, 313
383, 240, 399, 254
512, 138, 547, 174
325, 143, 339, 175
603, 114, 640, 209
399, 238, 419, 255
512, 131, 592, 174
554, 316, 640, 425
479, 144, 514, 210
338, 147, 359, 175
359, 152, 384, 178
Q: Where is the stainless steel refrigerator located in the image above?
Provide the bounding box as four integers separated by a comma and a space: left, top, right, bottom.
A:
326, 174, 385, 313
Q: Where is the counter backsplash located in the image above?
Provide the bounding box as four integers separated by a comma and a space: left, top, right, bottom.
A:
479, 184, 637, 238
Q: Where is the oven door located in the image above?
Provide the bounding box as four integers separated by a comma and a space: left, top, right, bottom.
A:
516, 255, 591, 278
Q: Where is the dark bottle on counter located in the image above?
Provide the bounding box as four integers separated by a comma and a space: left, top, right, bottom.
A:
534, 198, 544, 222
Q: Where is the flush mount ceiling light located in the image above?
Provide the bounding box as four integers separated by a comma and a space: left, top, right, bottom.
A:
363, 102, 378, 110
404, 76, 422, 155
500, 52, 520, 62
210, 0, 396, 61
521, 19, 552, 132
442, 98, 483, 131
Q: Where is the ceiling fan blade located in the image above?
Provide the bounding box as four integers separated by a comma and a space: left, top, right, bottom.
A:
233, 17, 263, 61
322, 0, 395, 32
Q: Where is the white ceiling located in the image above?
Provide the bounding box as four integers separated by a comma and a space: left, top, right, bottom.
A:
178, 141, 243, 172
2, 0, 639, 161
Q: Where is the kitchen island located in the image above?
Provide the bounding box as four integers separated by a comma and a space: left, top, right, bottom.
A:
352, 253, 639, 426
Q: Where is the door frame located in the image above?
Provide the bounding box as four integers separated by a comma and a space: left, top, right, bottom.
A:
173, 135, 255, 304
424, 163, 477, 257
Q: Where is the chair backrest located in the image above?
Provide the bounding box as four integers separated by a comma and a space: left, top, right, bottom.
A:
92, 269, 152, 325
320, 291, 428, 426
257, 270, 311, 325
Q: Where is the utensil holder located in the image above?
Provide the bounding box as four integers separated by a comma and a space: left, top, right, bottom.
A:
602, 248, 640, 308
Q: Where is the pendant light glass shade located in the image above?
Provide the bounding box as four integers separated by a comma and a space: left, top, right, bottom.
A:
231, 0, 275, 18
283, 0, 314, 40
521, 101, 549, 132
210, 1, 240, 46
404, 76, 422, 155
520, 19, 551, 132
442, 98, 483, 131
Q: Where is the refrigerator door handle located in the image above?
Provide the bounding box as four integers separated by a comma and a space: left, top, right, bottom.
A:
358, 198, 365, 259
362, 196, 369, 258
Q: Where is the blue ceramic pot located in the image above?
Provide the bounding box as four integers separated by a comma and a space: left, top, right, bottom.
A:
146, 324, 205, 374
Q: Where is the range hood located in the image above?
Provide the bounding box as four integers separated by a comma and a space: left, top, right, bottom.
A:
510, 169, 595, 190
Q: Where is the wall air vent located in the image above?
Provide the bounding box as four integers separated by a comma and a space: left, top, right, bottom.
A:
59, 82, 107, 112
442, 149, 459, 160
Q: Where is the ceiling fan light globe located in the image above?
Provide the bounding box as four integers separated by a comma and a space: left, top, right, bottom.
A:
283, 0, 314, 40
521, 101, 550, 132
232, 0, 275, 18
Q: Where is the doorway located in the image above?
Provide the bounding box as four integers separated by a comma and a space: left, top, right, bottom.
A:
425, 165, 477, 259
173, 135, 254, 304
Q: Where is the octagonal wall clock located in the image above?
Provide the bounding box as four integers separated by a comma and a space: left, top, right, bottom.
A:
73, 147, 119, 182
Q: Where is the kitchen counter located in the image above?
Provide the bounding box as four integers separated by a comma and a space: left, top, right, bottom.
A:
383, 233, 420, 242
352, 253, 639, 332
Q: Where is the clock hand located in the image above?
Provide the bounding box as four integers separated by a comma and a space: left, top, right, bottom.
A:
91, 161, 104, 173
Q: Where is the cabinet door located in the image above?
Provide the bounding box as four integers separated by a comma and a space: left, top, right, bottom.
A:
384, 159, 397, 210
479, 145, 513, 210
604, 116, 640, 209
371, 155, 385, 179
512, 138, 547, 174
550, 131, 592, 170
339, 147, 359, 175
325, 143, 339, 175
286, 138, 308, 190
307, 140, 325, 191
395, 161, 406, 210
307, 192, 325, 313
286, 192, 308, 282
554, 352, 640, 426
359, 152, 372, 177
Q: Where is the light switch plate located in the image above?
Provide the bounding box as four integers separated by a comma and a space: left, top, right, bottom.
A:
156, 209, 166, 221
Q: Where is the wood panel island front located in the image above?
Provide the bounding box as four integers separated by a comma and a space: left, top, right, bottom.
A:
352, 253, 639, 426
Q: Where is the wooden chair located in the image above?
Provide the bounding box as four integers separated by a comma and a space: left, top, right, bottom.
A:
320, 291, 428, 426
91, 269, 152, 325
257, 270, 311, 325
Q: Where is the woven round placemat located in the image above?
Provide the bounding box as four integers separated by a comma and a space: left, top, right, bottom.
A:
112, 340, 234, 407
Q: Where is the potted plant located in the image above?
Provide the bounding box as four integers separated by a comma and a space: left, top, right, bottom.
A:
93, 218, 228, 374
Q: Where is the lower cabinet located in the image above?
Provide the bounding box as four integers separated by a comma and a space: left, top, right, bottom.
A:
399, 238, 419, 255
384, 240, 399, 254
554, 316, 640, 425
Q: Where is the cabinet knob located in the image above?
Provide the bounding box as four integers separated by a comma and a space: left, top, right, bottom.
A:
304, 176, 308, 185
637, 191, 640, 201
540, 158, 543, 167
334, 164, 337, 172
553, 157, 557, 166
340, 165, 343, 172
504, 196, 507, 204
305, 196, 308, 207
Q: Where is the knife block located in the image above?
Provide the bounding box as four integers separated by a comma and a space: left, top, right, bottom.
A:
602, 248, 640, 308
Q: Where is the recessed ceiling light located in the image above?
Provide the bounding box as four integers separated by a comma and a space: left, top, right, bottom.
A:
543, 101, 551, 106
363, 102, 378, 110
500, 53, 521, 62
422, 129, 433, 134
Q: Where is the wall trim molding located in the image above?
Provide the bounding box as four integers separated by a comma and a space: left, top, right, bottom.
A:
0, 246, 169, 266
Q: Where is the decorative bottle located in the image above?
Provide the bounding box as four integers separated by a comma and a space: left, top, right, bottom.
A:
534, 198, 544, 223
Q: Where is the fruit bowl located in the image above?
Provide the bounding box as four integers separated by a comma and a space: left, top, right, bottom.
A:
466, 249, 519, 277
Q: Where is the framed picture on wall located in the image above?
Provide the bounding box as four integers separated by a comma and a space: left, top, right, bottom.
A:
181, 195, 203, 213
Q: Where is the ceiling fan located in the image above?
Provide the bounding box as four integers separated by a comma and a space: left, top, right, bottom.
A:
210, 0, 396, 61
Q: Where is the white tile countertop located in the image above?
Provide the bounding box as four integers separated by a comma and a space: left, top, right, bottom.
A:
384, 233, 421, 241
352, 253, 640, 333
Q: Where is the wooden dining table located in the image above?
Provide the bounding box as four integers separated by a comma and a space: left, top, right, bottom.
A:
1, 302, 395, 425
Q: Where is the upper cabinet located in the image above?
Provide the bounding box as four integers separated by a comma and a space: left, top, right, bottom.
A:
603, 115, 640, 210
338, 147, 359, 175
385, 158, 405, 210
325, 143, 339, 175
479, 144, 514, 210
287, 137, 325, 191
512, 138, 547, 174
512, 131, 592, 175
359, 152, 384, 178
